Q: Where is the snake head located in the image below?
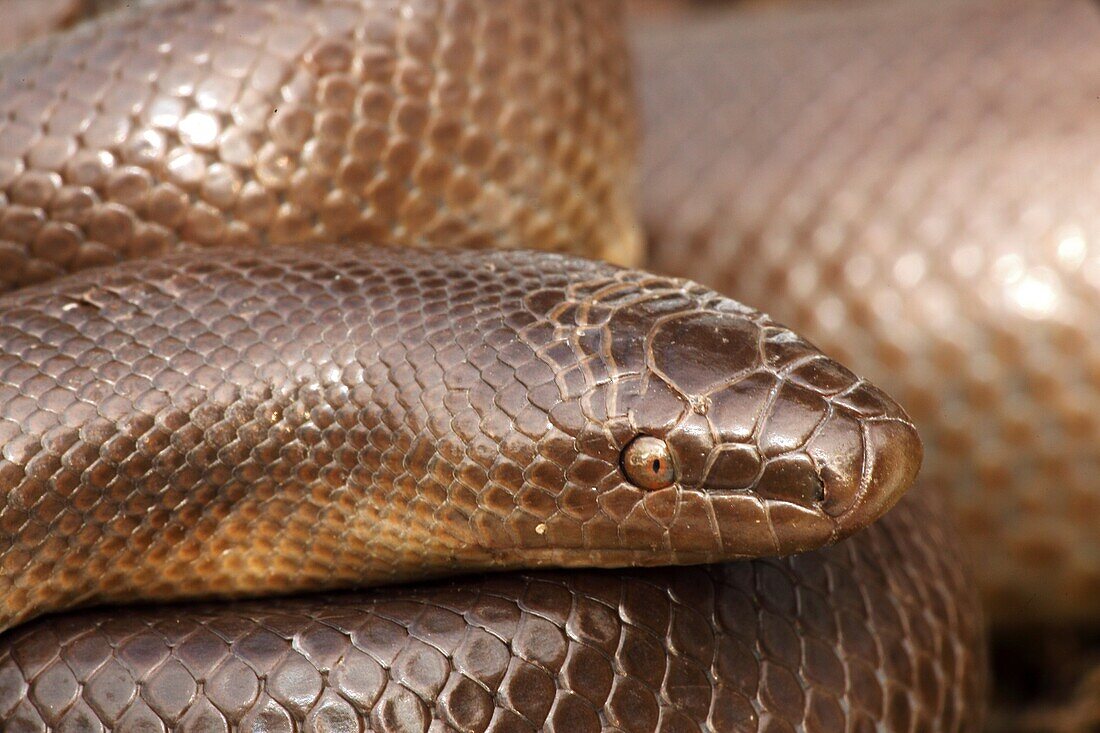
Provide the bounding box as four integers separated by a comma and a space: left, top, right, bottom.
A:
615, 305, 923, 558
494, 258, 921, 566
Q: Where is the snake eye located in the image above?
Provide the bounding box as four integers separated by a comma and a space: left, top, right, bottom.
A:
622, 436, 676, 490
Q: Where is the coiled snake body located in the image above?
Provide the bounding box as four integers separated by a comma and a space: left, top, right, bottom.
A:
0, 1, 989, 731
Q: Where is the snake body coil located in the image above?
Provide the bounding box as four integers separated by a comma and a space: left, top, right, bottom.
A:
0, 491, 984, 733
0, 0, 641, 278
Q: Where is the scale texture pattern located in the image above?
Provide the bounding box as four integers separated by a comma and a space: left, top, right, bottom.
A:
0, 0, 642, 290
0, 489, 985, 733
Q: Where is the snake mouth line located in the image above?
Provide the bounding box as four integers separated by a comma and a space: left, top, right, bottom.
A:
491, 548, 749, 567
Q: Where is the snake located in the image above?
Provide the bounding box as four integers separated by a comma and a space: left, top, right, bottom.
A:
0, 1, 990, 731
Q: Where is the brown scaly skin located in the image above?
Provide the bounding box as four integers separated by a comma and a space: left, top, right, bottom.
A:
0, 0, 642, 281
0, 1, 983, 729
636, 0, 1100, 625
0, 489, 984, 733
0, 245, 920, 634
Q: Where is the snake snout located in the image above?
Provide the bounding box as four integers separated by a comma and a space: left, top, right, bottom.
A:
829, 417, 923, 538
675, 338, 923, 556
784, 379, 923, 552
